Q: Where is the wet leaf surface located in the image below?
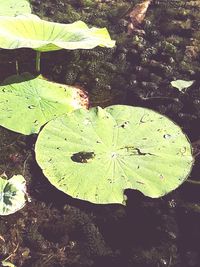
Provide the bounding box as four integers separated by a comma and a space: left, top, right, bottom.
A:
35, 105, 193, 204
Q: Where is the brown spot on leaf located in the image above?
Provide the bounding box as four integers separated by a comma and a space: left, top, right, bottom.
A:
73, 84, 89, 109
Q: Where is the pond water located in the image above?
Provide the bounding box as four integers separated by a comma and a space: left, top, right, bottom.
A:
0, 1, 200, 266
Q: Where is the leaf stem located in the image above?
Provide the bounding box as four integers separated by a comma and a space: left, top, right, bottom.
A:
36, 51, 41, 73
141, 96, 179, 102
15, 60, 19, 75
187, 179, 200, 185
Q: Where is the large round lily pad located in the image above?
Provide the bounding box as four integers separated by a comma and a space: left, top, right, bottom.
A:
35, 105, 193, 204
0, 175, 27, 215
0, 0, 31, 16
0, 14, 115, 52
0, 73, 88, 135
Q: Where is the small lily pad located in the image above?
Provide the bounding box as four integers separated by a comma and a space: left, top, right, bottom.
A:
1, 261, 16, 267
0, 73, 88, 135
0, 14, 115, 52
35, 105, 193, 204
171, 79, 195, 92
0, 0, 31, 16
0, 175, 27, 216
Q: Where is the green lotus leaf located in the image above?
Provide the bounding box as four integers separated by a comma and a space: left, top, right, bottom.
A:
0, 175, 27, 216
0, 0, 31, 16
0, 73, 88, 135
0, 14, 115, 52
35, 105, 193, 204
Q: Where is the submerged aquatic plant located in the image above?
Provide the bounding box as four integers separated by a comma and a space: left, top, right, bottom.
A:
35, 105, 193, 204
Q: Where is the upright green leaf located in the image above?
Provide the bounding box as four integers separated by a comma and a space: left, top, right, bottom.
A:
0, 175, 27, 216
0, 14, 115, 52
0, 73, 88, 135
35, 105, 193, 204
0, 0, 31, 16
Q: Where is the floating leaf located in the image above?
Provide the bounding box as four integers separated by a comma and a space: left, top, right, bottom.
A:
0, 0, 31, 16
0, 175, 27, 215
0, 14, 115, 52
170, 79, 195, 92
1, 261, 16, 267
0, 73, 88, 135
35, 105, 193, 204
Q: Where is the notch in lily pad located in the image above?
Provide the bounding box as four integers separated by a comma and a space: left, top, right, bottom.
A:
0, 175, 27, 216
0, 73, 88, 135
0, 14, 115, 72
35, 105, 193, 204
